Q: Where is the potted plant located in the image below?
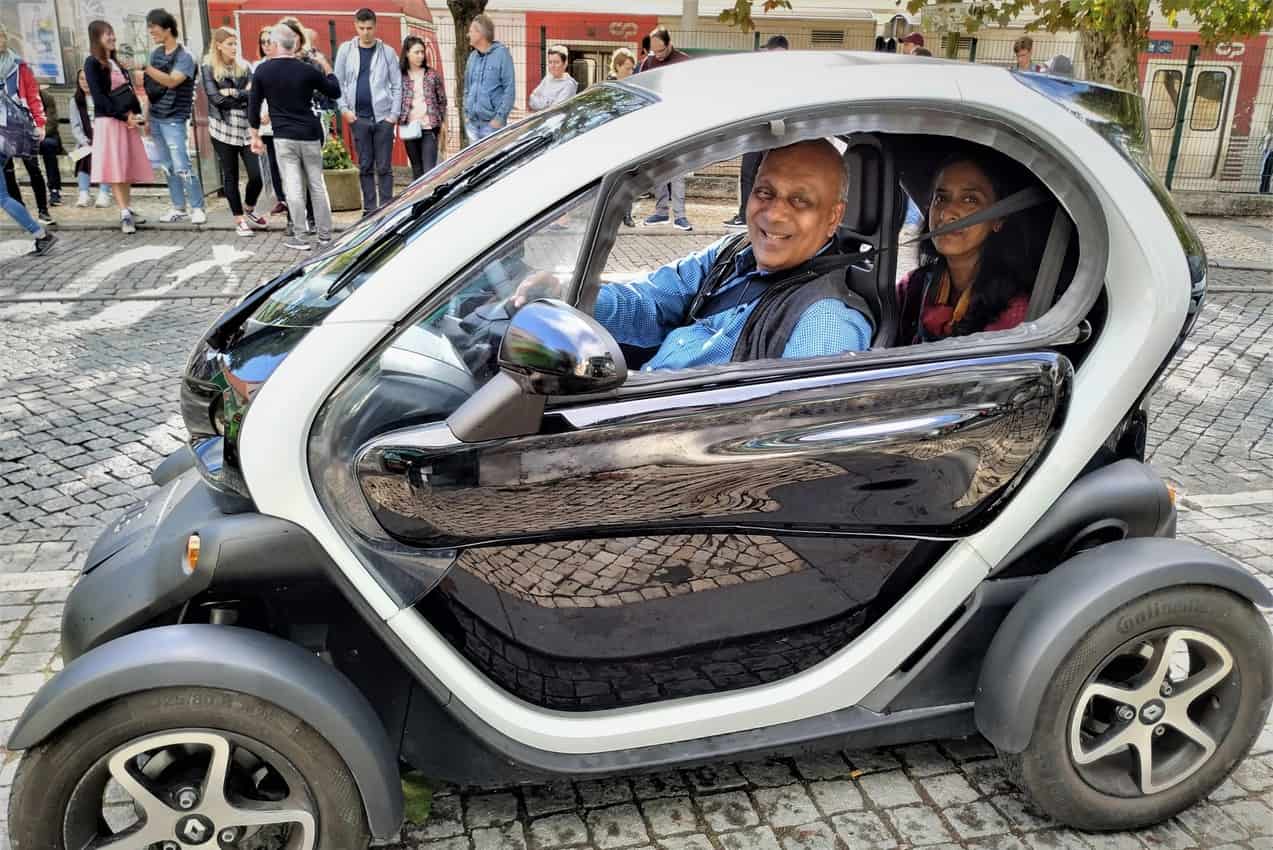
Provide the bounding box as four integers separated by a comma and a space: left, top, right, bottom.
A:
322, 134, 361, 213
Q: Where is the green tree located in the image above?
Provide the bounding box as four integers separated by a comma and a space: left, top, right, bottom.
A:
902, 0, 1273, 90
448, 0, 490, 145
717, 0, 794, 31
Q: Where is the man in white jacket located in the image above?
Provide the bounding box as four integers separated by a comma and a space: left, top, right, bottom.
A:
529, 44, 577, 112
334, 7, 401, 213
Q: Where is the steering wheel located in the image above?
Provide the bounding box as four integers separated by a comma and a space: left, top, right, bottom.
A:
439, 296, 517, 377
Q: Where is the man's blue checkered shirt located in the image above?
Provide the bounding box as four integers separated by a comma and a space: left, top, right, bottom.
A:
593, 237, 872, 372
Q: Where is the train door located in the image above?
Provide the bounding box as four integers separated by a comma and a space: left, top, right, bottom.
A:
1144, 58, 1241, 180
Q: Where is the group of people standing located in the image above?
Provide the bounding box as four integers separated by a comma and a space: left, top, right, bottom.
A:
0, 6, 451, 254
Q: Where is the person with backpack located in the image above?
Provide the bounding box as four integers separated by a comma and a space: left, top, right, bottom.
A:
0, 27, 56, 254
142, 8, 206, 224
84, 19, 154, 234
0, 26, 55, 227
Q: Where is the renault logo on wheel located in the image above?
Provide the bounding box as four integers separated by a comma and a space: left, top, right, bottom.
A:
176, 814, 216, 845
1139, 699, 1166, 725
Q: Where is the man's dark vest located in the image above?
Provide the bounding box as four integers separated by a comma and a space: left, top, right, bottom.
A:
685, 233, 876, 361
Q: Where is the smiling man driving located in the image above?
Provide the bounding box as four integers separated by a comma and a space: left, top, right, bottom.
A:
515, 139, 873, 371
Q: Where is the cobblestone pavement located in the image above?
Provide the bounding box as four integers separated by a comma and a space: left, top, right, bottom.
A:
0, 230, 1270, 846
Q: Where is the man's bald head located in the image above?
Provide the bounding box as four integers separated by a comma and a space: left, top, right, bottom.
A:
747, 139, 848, 273
759, 140, 848, 201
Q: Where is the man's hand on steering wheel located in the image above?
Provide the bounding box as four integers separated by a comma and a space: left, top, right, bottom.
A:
512, 271, 564, 309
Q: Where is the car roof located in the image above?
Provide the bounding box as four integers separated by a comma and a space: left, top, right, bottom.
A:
627, 50, 1003, 99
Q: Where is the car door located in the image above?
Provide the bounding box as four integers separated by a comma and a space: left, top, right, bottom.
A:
354, 348, 1071, 711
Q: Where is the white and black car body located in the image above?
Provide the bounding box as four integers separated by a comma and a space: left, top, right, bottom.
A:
8, 53, 1273, 844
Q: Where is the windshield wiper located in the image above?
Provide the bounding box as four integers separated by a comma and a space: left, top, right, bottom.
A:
325, 134, 554, 301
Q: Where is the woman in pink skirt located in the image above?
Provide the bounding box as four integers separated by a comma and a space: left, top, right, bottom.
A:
83, 20, 153, 234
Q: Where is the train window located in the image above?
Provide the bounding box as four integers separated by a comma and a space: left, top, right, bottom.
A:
1190, 70, 1229, 132
1148, 70, 1182, 131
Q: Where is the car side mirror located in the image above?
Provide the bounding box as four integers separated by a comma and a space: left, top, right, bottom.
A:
446, 299, 626, 443
498, 298, 627, 395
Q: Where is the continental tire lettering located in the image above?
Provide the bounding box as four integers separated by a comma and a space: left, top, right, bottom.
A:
1117, 598, 1209, 633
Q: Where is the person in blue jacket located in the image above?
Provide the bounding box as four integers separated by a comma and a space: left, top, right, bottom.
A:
462, 14, 514, 145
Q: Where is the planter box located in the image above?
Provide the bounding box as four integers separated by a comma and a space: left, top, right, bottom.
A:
323, 167, 361, 212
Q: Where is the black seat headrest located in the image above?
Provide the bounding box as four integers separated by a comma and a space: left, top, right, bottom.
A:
841, 144, 883, 236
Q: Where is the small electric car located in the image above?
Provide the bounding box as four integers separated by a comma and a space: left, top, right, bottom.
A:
8, 52, 1272, 847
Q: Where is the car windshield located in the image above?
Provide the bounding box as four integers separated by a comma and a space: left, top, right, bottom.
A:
248, 84, 653, 328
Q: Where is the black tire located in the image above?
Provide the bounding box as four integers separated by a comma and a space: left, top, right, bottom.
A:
1000, 585, 1273, 831
8, 686, 372, 849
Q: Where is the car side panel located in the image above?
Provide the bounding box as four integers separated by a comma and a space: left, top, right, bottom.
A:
352, 353, 1070, 709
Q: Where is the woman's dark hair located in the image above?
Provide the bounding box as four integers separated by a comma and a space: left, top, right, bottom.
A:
146, 9, 179, 39
88, 20, 116, 69
74, 68, 89, 111
916, 149, 1036, 337
400, 35, 427, 74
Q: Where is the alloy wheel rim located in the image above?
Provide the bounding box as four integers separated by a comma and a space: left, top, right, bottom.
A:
1068, 627, 1240, 797
62, 728, 318, 849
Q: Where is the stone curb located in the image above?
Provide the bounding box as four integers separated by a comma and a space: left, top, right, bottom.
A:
1209, 258, 1273, 273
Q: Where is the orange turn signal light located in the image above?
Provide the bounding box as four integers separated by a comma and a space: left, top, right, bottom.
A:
183, 534, 201, 576
1166, 484, 1177, 506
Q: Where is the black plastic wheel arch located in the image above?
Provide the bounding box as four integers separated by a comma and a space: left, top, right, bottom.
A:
6, 624, 404, 839
975, 537, 1273, 754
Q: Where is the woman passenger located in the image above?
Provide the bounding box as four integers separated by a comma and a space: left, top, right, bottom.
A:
897, 154, 1032, 343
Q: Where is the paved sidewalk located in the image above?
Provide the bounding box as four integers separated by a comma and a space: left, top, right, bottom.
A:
0, 231, 1269, 847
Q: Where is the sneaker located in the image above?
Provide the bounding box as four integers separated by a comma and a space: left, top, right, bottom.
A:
95, 194, 112, 208
283, 236, 312, 251
316, 238, 332, 249
159, 208, 189, 223
673, 217, 694, 232
190, 208, 207, 225
641, 213, 670, 227
37, 210, 55, 226
128, 209, 146, 225
723, 214, 746, 228
49, 190, 62, 207
121, 212, 136, 235
244, 211, 268, 229
235, 220, 254, 238
270, 201, 288, 215
76, 192, 91, 208
31, 230, 57, 256
622, 213, 635, 228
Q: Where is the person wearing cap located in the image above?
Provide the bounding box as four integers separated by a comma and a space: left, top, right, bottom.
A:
900, 33, 925, 55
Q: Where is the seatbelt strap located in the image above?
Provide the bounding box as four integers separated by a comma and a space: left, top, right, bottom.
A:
1026, 206, 1072, 321
904, 185, 1051, 247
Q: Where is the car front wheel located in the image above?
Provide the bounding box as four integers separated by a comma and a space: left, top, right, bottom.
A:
8, 686, 372, 849
1001, 585, 1273, 831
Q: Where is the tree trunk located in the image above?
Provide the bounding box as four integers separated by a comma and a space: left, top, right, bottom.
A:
1079, 20, 1143, 91
447, 0, 489, 147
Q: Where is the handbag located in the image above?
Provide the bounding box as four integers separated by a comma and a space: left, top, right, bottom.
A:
399, 120, 423, 140
0, 89, 38, 160
108, 81, 140, 117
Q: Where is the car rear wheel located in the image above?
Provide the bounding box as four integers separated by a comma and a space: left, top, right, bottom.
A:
8, 687, 371, 849
1000, 585, 1273, 831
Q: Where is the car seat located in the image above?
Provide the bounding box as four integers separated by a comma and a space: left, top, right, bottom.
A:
839, 135, 903, 347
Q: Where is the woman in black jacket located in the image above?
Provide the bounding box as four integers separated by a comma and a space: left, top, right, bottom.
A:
83, 19, 152, 233
203, 27, 265, 237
